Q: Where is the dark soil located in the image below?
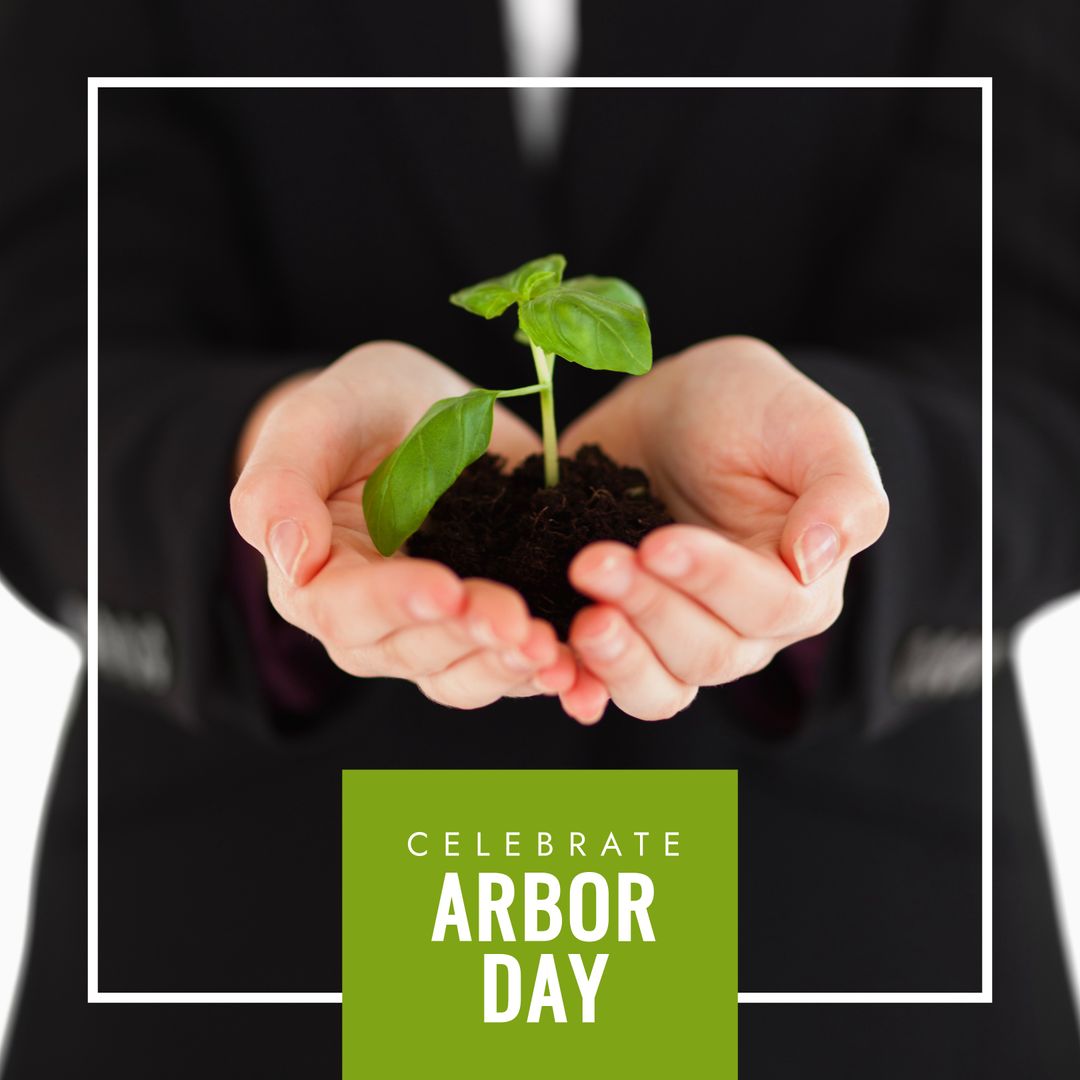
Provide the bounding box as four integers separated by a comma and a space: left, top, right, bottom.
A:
407, 444, 672, 638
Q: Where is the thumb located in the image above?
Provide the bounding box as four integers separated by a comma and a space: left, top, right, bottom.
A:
780, 468, 890, 587
231, 461, 334, 587
229, 371, 335, 587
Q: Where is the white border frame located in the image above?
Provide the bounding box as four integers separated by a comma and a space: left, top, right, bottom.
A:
87, 75, 993, 1006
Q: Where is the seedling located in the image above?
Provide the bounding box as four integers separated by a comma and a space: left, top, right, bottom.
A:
363, 254, 652, 556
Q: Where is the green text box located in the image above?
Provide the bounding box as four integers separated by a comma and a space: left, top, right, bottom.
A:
343, 769, 737, 1077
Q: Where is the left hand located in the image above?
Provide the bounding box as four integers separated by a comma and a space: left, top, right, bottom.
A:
557, 336, 889, 721
231, 342, 583, 715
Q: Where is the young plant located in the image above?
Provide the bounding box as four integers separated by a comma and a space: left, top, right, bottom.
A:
362, 254, 651, 556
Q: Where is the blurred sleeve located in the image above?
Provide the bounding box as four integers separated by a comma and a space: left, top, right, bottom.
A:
0, 2, 340, 736
780, 0, 1080, 740
978, 0, 1080, 625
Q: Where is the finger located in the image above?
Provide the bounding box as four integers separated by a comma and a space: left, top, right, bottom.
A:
281, 553, 466, 646
232, 348, 461, 584
778, 408, 889, 584
230, 382, 361, 585
414, 600, 556, 710
505, 642, 580, 698
558, 663, 610, 725
418, 637, 548, 710
363, 590, 551, 681
637, 525, 845, 639
570, 541, 764, 685
569, 606, 697, 722
485, 616, 560, 681
364, 615, 478, 680
458, 578, 533, 650
533, 644, 579, 696
505, 629, 574, 698
231, 459, 334, 587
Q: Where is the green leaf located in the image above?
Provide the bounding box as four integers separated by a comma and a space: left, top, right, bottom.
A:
447, 282, 519, 319
449, 254, 566, 319
518, 286, 653, 375
507, 254, 566, 299
562, 275, 647, 316
362, 388, 498, 555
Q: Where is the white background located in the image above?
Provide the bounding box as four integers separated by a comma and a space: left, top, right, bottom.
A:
1, 578, 1078, 1044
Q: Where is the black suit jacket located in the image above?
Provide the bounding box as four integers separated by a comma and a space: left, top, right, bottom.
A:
2, 1, 1079, 1077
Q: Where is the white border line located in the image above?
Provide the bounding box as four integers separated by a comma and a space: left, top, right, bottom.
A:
87, 83, 100, 1003
980, 82, 993, 1005
87, 75, 992, 1006
86, 76, 993, 89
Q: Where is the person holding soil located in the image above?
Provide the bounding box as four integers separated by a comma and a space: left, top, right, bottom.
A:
231, 334, 888, 725
3, 1, 1080, 1077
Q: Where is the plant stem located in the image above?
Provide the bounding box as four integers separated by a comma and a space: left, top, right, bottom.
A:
494, 383, 545, 399
529, 340, 559, 486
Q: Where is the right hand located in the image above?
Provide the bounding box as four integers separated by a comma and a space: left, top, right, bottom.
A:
231, 341, 606, 718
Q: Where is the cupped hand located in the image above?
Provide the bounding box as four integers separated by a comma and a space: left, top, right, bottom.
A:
230, 341, 595, 715
557, 336, 889, 721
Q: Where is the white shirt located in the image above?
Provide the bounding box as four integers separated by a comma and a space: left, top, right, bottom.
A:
500, 0, 580, 164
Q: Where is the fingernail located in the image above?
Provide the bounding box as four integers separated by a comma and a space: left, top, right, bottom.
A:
468, 616, 501, 648
268, 519, 306, 583
588, 553, 632, 598
645, 541, 692, 578
407, 593, 448, 621
793, 523, 839, 584
579, 617, 626, 662
500, 648, 534, 673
